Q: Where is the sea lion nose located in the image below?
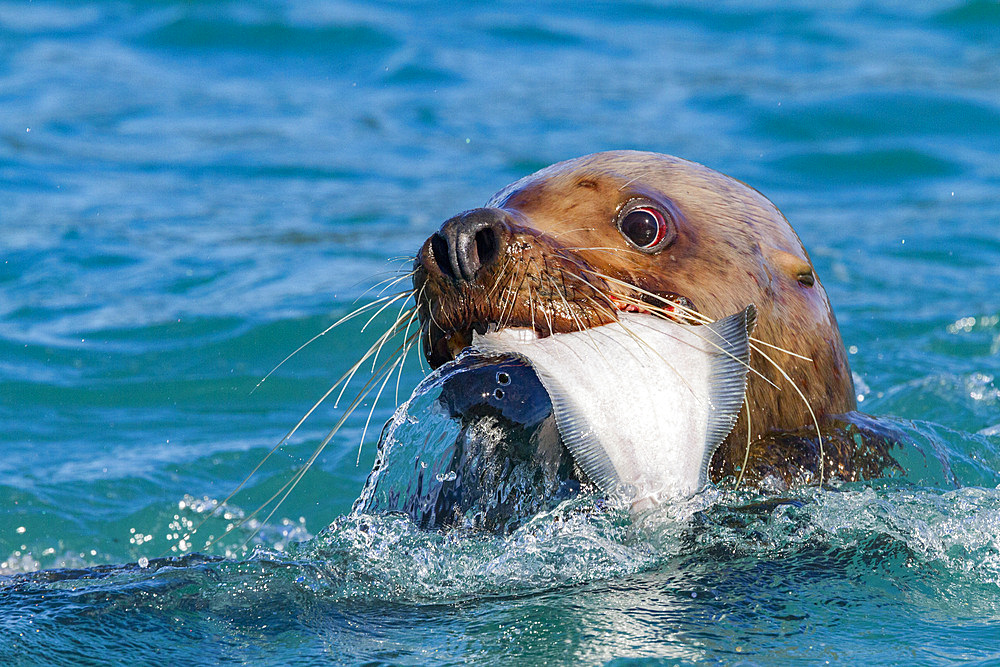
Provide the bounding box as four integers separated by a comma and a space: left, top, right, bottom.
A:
430, 207, 506, 282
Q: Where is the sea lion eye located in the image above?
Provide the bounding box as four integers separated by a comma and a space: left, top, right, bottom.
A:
618, 203, 672, 251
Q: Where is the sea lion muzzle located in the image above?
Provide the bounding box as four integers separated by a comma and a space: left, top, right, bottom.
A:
414, 204, 615, 369
426, 207, 509, 283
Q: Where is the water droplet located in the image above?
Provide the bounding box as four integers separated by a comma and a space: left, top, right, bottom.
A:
138, 556, 149, 568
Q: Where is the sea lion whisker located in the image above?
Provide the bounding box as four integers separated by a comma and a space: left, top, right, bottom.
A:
746, 337, 813, 362
338, 310, 416, 410
393, 304, 423, 406
553, 268, 584, 334
604, 309, 706, 402
628, 281, 813, 363
602, 289, 779, 391
384, 255, 419, 264
420, 288, 448, 334
353, 267, 416, 301
393, 332, 416, 407
368, 293, 419, 374
749, 342, 825, 487
554, 265, 739, 379
578, 292, 621, 324
493, 275, 514, 330
617, 176, 641, 191
573, 273, 774, 390
580, 269, 701, 315
484, 255, 514, 301
483, 256, 515, 324
507, 260, 532, 322
225, 336, 417, 553
168, 333, 400, 555
358, 352, 409, 465
334, 309, 417, 409
580, 270, 711, 323
250, 291, 407, 394
498, 262, 530, 331
558, 246, 646, 258
548, 226, 598, 239
372, 270, 418, 300
359, 291, 414, 334
569, 287, 702, 399
545, 273, 610, 365
498, 269, 521, 326
526, 284, 538, 335
563, 270, 618, 315
542, 291, 555, 336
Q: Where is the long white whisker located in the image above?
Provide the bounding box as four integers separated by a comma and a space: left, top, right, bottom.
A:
370, 292, 417, 373
750, 343, 825, 487
360, 291, 412, 334
334, 307, 415, 409
548, 226, 597, 239
484, 255, 512, 302
576, 269, 776, 390
221, 335, 418, 552
592, 273, 814, 362
747, 337, 813, 361
352, 267, 416, 301
394, 300, 422, 406
374, 271, 418, 300
358, 355, 405, 465
250, 292, 405, 394
541, 273, 603, 365
560, 245, 646, 258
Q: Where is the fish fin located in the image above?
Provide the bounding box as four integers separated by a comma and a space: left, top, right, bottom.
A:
700, 305, 756, 487
470, 331, 625, 495
531, 368, 625, 496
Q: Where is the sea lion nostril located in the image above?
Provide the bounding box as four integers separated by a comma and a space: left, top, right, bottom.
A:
431, 207, 508, 282
474, 227, 499, 271
430, 233, 455, 279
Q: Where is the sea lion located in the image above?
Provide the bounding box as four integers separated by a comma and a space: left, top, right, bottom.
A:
411, 151, 900, 489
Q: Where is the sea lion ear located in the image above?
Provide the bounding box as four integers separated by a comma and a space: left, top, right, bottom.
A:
768, 247, 816, 287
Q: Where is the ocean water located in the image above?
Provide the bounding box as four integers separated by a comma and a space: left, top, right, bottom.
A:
2, 0, 1000, 664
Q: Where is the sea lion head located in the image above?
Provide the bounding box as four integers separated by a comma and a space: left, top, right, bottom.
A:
412, 151, 856, 481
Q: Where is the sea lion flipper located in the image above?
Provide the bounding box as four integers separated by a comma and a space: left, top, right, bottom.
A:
700, 305, 756, 486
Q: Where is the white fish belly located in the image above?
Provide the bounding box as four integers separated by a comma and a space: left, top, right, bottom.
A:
475, 314, 724, 501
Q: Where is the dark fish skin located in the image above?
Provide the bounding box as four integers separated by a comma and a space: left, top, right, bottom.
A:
359, 353, 582, 534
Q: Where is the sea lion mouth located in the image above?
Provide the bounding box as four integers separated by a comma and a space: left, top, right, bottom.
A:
416, 286, 699, 368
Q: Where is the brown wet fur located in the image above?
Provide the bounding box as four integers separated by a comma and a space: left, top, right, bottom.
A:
413, 151, 897, 488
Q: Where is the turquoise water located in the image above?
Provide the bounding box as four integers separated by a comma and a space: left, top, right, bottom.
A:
2, 1, 1000, 663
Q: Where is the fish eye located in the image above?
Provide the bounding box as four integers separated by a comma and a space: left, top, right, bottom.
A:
617, 201, 674, 252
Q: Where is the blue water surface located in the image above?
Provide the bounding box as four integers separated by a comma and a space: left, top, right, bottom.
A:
2, 1, 1000, 664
